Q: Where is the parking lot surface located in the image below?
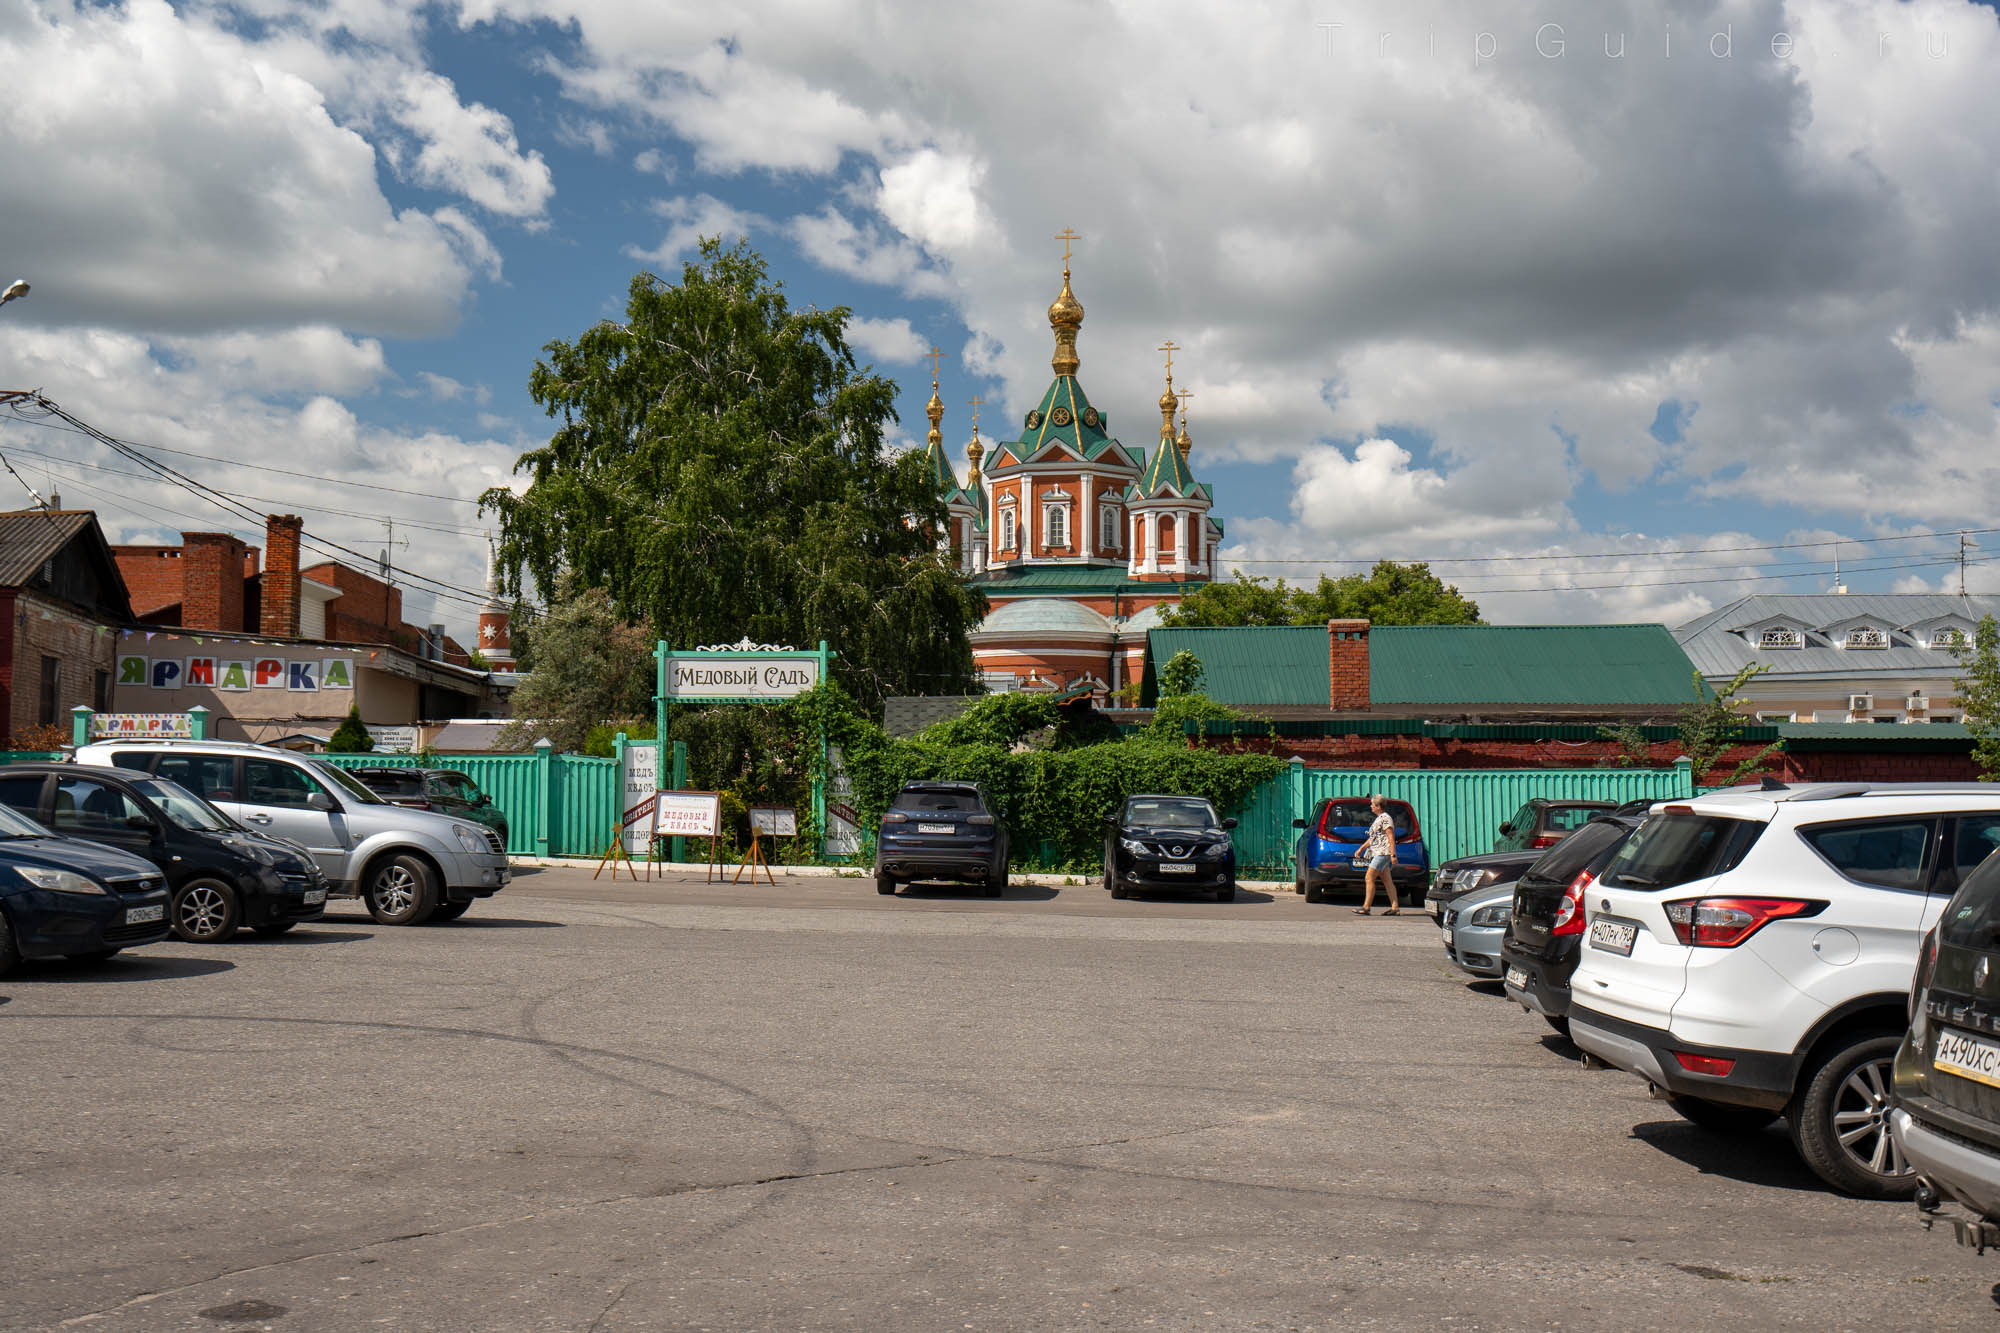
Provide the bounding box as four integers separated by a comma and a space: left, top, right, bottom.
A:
3, 865, 1991, 1331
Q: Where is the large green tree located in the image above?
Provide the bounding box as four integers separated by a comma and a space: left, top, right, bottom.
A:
1162, 560, 1482, 627
481, 239, 985, 712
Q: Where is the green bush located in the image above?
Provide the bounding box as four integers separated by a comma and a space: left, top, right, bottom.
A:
327, 706, 373, 754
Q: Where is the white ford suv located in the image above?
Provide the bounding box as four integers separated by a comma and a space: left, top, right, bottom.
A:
1568, 782, 2000, 1198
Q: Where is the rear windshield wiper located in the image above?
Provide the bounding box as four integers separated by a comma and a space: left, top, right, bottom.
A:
1613, 873, 1659, 886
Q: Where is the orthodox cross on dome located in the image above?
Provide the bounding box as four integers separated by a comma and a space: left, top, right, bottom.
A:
1048, 228, 1085, 376
1156, 340, 1180, 442
1055, 227, 1080, 271
1177, 387, 1194, 461
967, 395, 983, 436
924, 345, 944, 379
921, 344, 952, 490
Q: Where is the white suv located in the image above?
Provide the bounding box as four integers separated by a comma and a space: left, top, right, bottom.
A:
1569, 782, 2000, 1197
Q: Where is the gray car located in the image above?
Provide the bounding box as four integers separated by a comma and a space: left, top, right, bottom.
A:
1441, 880, 1515, 979
74, 741, 510, 925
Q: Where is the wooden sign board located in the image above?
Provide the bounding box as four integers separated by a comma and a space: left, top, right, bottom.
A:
655, 791, 721, 838
749, 807, 797, 837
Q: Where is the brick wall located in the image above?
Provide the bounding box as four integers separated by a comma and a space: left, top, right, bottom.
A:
180, 532, 249, 632
112, 545, 185, 618
1328, 619, 1370, 709
3, 591, 120, 746
304, 562, 412, 650
261, 514, 303, 638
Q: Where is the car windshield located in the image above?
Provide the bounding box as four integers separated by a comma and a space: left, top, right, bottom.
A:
0, 800, 50, 839
1322, 801, 1412, 834
1124, 798, 1219, 829
892, 788, 981, 813
309, 761, 388, 804
130, 778, 238, 832
364, 771, 426, 797
1544, 804, 1610, 832
433, 772, 481, 801
1600, 813, 1760, 891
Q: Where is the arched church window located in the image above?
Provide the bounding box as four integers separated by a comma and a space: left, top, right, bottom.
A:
1100, 504, 1119, 549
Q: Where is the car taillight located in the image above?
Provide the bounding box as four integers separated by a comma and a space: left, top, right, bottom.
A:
1551, 870, 1594, 937
1662, 897, 1817, 948
1911, 927, 1941, 1028
1672, 1052, 1736, 1077
1530, 833, 1561, 849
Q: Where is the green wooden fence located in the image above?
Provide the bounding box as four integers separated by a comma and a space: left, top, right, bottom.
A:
1226, 761, 1699, 877
323, 747, 619, 858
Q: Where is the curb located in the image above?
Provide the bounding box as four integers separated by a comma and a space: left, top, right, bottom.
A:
512, 856, 1293, 894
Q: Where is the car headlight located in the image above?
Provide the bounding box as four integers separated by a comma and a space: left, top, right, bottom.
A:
1457, 868, 1498, 891
228, 838, 276, 865
16, 866, 108, 896
1119, 838, 1150, 855
454, 824, 487, 853
1468, 904, 1512, 927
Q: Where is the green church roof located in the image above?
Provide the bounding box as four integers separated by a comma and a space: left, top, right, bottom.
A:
1134, 432, 1198, 497
993, 376, 1134, 467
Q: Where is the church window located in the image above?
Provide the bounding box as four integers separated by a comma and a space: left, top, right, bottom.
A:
1100, 504, 1119, 549
999, 504, 1017, 551
1045, 504, 1068, 548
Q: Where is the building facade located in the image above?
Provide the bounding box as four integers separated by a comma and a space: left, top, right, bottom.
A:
0, 511, 133, 748
928, 256, 1223, 699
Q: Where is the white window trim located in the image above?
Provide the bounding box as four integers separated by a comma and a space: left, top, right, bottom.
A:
1842, 626, 1890, 651
1042, 499, 1071, 548
1755, 627, 1805, 650
1100, 504, 1120, 549
998, 503, 1018, 552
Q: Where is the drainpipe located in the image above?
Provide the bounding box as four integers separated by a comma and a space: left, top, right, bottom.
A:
1108, 587, 1123, 699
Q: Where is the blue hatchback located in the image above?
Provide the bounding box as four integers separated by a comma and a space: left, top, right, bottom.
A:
0, 801, 171, 974
1292, 796, 1429, 903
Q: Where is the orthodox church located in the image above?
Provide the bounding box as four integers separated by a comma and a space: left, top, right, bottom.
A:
920, 246, 1221, 700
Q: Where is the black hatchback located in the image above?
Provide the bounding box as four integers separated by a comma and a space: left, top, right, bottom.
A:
873, 781, 1010, 897
0, 800, 170, 974
1498, 814, 1645, 1032
0, 764, 329, 943
1104, 794, 1238, 901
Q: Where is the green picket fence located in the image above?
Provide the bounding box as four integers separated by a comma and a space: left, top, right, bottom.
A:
323, 750, 619, 858
1227, 762, 1700, 878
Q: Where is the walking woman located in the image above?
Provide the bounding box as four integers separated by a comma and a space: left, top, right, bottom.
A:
1353, 794, 1400, 916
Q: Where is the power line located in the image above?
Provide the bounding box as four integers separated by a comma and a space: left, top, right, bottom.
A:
0, 390, 492, 610
1219, 525, 2000, 567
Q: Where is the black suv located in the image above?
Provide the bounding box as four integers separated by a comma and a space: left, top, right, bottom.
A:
1104, 794, 1238, 902
1498, 814, 1645, 1033
1495, 798, 1615, 852
1894, 828, 2000, 1250
0, 763, 329, 942
347, 766, 509, 845
873, 782, 1010, 897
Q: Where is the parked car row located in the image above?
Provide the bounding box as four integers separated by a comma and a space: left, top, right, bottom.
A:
0, 741, 513, 976
1431, 779, 2000, 1260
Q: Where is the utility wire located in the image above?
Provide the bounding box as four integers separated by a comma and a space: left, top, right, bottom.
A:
1220, 524, 2000, 567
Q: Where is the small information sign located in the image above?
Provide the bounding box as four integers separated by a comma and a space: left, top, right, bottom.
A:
89, 712, 195, 740
655, 792, 721, 838
749, 807, 797, 838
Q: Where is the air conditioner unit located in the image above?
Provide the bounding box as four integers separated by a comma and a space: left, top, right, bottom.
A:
1908, 694, 1930, 716
1848, 693, 1873, 713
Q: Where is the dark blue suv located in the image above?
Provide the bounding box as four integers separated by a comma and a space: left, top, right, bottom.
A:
1292, 796, 1428, 903
0, 801, 170, 974
873, 781, 1010, 897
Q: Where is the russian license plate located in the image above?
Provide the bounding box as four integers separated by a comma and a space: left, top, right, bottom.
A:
1589, 918, 1638, 956
124, 904, 164, 925
1935, 1029, 2000, 1089
918, 823, 954, 835
1159, 863, 1196, 874
304, 889, 327, 905
1506, 965, 1528, 989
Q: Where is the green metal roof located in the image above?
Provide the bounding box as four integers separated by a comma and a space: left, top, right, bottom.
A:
1134, 431, 1198, 497
1369, 624, 1704, 708
1141, 625, 1329, 707
992, 375, 1130, 466
923, 436, 956, 491
1777, 722, 1972, 751
970, 564, 1204, 597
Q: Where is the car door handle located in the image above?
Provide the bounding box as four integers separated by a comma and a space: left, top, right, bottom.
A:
247, 813, 272, 825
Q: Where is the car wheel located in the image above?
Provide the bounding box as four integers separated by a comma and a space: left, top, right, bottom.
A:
0, 908, 20, 976
365, 854, 438, 926
1110, 876, 1128, 899
252, 922, 297, 937
1303, 877, 1326, 904
875, 874, 897, 896
1788, 1032, 1913, 1198
172, 877, 241, 942
1667, 1094, 1777, 1134
429, 901, 472, 922
66, 947, 121, 963
984, 870, 1004, 898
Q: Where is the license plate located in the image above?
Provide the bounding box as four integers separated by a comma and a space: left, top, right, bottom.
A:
1440, 926, 1453, 946
1935, 1029, 2000, 1090
124, 904, 164, 925
1589, 918, 1638, 956
1159, 863, 1196, 874
304, 889, 327, 905
918, 823, 955, 835
1505, 965, 1528, 989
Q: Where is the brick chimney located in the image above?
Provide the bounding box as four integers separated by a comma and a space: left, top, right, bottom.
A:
1328, 619, 1371, 710
180, 532, 249, 632
261, 514, 304, 638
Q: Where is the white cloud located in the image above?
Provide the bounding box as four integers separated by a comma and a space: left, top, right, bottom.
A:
877, 149, 990, 254
625, 194, 763, 269
787, 206, 952, 298
383, 69, 554, 219
554, 116, 616, 156
632, 147, 676, 180
159, 327, 388, 397
845, 316, 928, 365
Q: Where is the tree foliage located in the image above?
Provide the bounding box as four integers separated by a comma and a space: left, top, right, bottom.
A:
1162, 561, 1482, 628
326, 705, 373, 754
1676, 664, 1779, 785
1952, 614, 2000, 781
495, 581, 654, 754
481, 238, 985, 712
1158, 649, 1206, 698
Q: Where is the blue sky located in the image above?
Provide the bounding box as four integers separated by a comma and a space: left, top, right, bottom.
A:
4, 0, 2000, 640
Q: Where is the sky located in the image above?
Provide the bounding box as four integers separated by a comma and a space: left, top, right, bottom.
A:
3, 0, 2000, 642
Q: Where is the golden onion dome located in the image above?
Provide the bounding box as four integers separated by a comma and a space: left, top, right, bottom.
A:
1047, 273, 1084, 330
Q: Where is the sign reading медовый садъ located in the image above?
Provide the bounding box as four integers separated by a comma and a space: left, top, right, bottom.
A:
116, 656, 354, 692
662, 655, 820, 701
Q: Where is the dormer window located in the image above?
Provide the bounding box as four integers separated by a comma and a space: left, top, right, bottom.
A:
1931, 626, 1969, 651
1757, 627, 1804, 650
1843, 626, 1889, 651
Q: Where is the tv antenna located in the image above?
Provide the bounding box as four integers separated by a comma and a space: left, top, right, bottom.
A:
1959, 531, 1980, 596
378, 517, 409, 588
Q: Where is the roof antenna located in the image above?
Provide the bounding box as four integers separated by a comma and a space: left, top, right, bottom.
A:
1760, 775, 1787, 791
1831, 549, 1847, 595
1959, 531, 1979, 596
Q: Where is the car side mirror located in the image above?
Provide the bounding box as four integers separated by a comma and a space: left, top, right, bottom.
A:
307, 792, 336, 813
125, 815, 155, 832
1292, 818, 1306, 829
1498, 822, 1515, 837
1223, 818, 1237, 830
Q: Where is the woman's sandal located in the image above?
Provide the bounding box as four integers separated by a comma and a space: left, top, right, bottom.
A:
1383, 908, 1401, 916
1351, 908, 1372, 916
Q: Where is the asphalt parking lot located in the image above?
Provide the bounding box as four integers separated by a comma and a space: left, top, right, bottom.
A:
3, 865, 1994, 1332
